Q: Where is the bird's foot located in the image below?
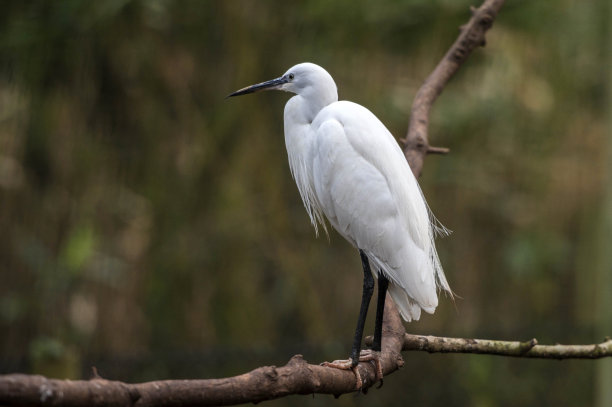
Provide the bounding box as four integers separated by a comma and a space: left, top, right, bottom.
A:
320, 358, 363, 390
359, 350, 384, 388
321, 350, 383, 390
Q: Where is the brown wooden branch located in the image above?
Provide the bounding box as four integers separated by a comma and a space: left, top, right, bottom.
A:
0, 298, 404, 406
3, 332, 611, 407
364, 334, 612, 360
402, 0, 506, 177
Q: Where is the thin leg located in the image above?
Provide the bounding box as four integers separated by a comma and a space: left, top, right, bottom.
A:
350, 250, 375, 366
320, 249, 377, 390
372, 274, 389, 352
370, 273, 389, 388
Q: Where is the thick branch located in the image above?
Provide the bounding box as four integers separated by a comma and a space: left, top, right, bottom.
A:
365, 334, 612, 359
3, 334, 611, 407
403, 0, 506, 177
0, 297, 404, 406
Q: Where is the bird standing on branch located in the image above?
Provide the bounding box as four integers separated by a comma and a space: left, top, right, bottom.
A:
229, 63, 452, 388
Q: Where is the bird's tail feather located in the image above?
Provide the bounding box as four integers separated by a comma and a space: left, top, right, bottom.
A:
387, 283, 437, 322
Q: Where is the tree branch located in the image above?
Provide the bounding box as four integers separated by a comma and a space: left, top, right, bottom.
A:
0, 299, 405, 406
364, 334, 612, 359
402, 0, 506, 177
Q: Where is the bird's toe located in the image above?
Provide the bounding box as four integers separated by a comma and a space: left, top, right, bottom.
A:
320, 358, 363, 390
321, 350, 384, 391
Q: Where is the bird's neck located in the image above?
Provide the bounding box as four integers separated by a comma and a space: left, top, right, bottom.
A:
283, 95, 315, 164
282, 94, 331, 236
282, 94, 323, 168
287, 88, 337, 124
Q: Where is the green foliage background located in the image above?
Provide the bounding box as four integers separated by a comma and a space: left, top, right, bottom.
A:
1, 1, 610, 406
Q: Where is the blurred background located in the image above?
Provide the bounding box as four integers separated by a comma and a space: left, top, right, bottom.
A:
1, 0, 610, 406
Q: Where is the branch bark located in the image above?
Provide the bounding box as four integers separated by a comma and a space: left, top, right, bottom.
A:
402, 0, 506, 177
0, 299, 405, 406
365, 334, 612, 359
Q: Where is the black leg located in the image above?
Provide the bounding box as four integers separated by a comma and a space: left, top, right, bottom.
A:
372, 274, 389, 352
351, 250, 375, 367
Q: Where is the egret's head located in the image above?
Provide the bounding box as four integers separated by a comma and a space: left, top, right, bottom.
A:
228, 63, 337, 103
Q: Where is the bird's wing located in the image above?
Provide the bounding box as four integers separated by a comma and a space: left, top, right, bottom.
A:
311, 101, 449, 314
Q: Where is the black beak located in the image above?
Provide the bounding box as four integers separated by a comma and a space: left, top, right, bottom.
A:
227, 76, 288, 98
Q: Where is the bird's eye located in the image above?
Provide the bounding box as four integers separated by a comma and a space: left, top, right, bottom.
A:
288, 73, 295, 80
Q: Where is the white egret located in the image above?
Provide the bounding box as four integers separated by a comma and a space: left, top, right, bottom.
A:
229, 63, 452, 388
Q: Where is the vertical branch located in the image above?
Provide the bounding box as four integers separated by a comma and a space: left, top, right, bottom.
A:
402, 0, 506, 177
378, 0, 506, 390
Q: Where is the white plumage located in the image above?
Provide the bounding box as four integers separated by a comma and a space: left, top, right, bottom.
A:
278, 63, 452, 321
231, 59, 451, 326
230, 62, 452, 383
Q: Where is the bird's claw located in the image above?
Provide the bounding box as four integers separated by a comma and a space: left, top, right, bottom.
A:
320, 350, 383, 390
359, 349, 384, 387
